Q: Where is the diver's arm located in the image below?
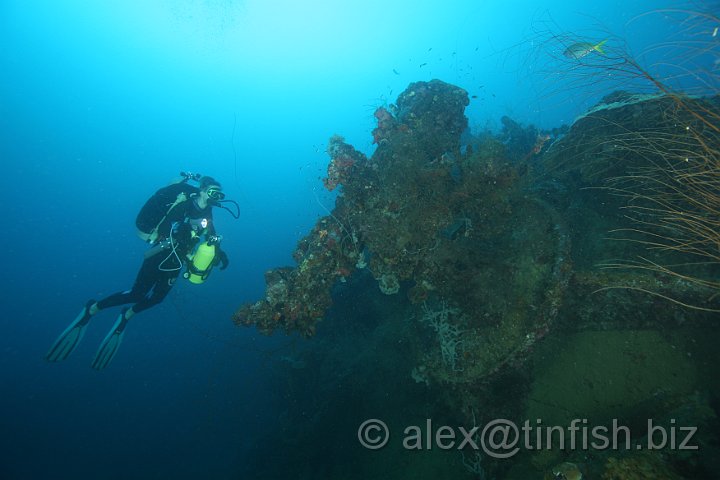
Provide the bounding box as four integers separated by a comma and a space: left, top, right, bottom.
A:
205, 211, 227, 269
214, 245, 229, 270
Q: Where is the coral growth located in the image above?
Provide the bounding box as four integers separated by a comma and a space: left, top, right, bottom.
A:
419, 301, 463, 371
322, 134, 366, 191
371, 106, 397, 144
232, 215, 359, 337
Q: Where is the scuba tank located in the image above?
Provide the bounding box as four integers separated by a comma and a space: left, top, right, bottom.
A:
185, 233, 223, 284
185, 240, 217, 284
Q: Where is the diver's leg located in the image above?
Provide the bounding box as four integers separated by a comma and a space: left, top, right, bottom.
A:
131, 272, 178, 314
89, 257, 162, 369
91, 269, 176, 370
95, 256, 158, 310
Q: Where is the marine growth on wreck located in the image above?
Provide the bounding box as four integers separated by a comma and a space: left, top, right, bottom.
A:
234, 76, 718, 379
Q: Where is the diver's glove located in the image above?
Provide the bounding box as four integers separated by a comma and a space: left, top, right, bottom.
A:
214, 246, 229, 270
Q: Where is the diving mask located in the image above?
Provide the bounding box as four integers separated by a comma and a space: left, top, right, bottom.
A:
206, 188, 225, 201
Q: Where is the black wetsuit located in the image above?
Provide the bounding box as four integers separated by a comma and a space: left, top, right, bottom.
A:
97, 184, 217, 314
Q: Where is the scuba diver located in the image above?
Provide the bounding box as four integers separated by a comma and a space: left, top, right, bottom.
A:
46, 173, 239, 370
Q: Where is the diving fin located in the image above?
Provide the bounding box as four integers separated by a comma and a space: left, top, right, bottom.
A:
91, 308, 130, 370
45, 300, 96, 362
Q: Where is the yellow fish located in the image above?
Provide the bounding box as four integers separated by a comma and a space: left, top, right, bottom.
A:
563, 39, 607, 59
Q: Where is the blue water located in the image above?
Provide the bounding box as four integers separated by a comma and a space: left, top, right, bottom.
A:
0, 1, 695, 478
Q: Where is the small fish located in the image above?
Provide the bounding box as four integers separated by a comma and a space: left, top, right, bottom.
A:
419, 62, 427, 67
393, 68, 399, 75
563, 39, 607, 59
471, 95, 478, 99
428, 47, 432, 51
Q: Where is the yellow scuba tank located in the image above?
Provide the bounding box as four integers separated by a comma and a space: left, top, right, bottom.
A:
186, 241, 216, 284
